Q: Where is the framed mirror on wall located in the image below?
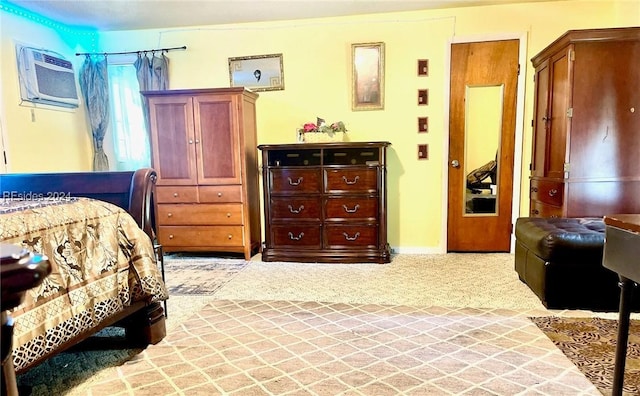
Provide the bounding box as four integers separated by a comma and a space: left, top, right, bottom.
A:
351, 42, 385, 111
228, 53, 284, 92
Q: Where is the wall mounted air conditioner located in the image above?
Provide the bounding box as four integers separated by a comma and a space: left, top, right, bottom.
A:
16, 45, 79, 108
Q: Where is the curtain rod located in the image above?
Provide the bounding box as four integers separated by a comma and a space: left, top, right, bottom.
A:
75, 45, 186, 57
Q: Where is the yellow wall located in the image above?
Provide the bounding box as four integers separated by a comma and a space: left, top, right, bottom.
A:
0, 11, 95, 172
1, 0, 637, 252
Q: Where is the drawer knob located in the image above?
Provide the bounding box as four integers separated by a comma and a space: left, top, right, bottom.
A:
226, 212, 231, 217
227, 234, 233, 240
532, 209, 540, 215
342, 175, 360, 185
288, 204, 304, 214
168, 234, 174, 239
531, 187, 538, 193
288, 231, 304, 241
167, 213, 173, 217
173, 192, 178, 197
343, 232, 360, 241
548, 189, 558, 197
343, 204, 360, 213
287, 177, 303, 186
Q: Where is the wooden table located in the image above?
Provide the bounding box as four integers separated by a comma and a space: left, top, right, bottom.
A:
602, 214, 640, 396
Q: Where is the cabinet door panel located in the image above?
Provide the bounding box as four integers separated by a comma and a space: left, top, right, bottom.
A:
194, 94, 241, 184
547, 48, 571, 179
531, 60, 550, 177
148, 96, 197, 185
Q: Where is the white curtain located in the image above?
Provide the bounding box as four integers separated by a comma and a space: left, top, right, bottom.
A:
79, 55, 110, 171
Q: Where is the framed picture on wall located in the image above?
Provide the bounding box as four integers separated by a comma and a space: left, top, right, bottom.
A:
351, 42, 385, 111
228, 53, 284, 91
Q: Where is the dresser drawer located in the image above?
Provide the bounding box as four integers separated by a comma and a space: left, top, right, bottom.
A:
156, 203, 243, 225
199, 185, 242, 203
270, 197, 321, 221
529, 200, 563, 218
530, 180, 564, 207
158, 225, 245, 247
270, 169, 322, 193
270, 225, 322, 248
325, 225, 378, 249
325, 197, 378, 220
155, 186, 198, 203
325, 168, 377, 193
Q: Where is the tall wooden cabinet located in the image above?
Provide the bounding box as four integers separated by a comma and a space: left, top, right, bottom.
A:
258, 142, 391, 264
529, 27, 640, 218
143, 88, 261, 260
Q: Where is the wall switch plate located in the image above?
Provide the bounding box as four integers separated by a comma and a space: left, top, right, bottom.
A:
418, 89, 428, 105
418, 117, 428, 133
417, 59, 429, 76
418, 144, 428, 160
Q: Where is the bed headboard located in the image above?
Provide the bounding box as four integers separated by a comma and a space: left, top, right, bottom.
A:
0, 168, 157, 240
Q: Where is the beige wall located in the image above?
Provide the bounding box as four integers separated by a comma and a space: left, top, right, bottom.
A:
1, 0, 637, 252
0, 12, 94, 172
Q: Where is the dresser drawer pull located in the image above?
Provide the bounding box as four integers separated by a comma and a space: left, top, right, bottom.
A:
217, 192, 223, 197
343, 204, 360, 213
531, 209, 540, 215
168, 234, 174, 239
167, 213, 173, 217
288, 204, 304, 214
548, 189, 558, 197
343, 232, 360, 241
288, 232, 304, 241
287, 177, 303, 186
173, 192, 179, 197
228, 234, 233, 239
226, 212, 231, 218
342, 175, 360, 185
531, 187, 538, 193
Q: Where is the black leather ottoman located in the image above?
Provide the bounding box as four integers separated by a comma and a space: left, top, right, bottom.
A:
514, 217, 624, 311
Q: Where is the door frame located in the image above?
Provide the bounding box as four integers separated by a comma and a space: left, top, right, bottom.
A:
440, 32, 528, 253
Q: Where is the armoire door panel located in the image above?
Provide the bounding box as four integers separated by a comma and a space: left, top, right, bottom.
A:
148, 97, 197, 185
547, 48, 571, 179
531, 60, 549, 178
194, 95, 241, 185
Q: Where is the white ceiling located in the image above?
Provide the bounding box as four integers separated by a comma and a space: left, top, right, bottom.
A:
7, 0, 556, 31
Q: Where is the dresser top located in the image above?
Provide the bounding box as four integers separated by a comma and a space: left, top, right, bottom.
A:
258, 141, 391, 150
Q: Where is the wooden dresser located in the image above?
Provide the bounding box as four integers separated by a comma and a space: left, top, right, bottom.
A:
529, 27, 640, 218
143, 88, 261, 260
258, 142, 391, 263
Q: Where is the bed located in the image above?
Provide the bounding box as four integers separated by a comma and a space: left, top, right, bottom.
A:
0, 168, 168, 374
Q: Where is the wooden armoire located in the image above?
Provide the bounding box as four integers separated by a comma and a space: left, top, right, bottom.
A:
529, 27, 640, 218
143, 88, 261, 260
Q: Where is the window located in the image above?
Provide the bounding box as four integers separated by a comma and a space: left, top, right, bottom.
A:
107, 63, 150, 170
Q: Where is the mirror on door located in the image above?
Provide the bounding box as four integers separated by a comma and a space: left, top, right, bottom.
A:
463, 84, 503, 216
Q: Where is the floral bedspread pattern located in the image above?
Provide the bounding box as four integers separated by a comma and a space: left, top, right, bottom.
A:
0, 197, 168, 372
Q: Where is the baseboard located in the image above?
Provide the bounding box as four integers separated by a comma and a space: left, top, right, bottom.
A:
391, 246, 445, 255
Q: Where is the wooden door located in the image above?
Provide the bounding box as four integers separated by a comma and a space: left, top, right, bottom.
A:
447, 40, 519, 252
546, 48, 572, 179
194, 94, 242, 185
531, 59, 550, 178
147, 95, 197, 185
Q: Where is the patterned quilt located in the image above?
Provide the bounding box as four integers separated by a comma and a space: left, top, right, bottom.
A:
0, 197, 168, 372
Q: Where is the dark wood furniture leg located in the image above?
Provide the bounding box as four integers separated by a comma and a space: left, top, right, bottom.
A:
612, 277, 635, 396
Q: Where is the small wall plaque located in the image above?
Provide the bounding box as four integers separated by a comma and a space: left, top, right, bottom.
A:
417, 59, 429, 76
418, 89, 428, 105
418, 117, 428, 133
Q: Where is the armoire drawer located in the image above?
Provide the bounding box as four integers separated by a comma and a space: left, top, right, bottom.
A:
325, 168, 378, 193
530, 180, 564, 207
269, 169, 322, 193
158, 225, 245, 247
270, 224, 322, 248
199, 185, 243, 203
529, 200, 563, 218
155, 186, 198, 203
325, 196, 378, 220
270, 196, 322, 221
156, 203, 244, 225
324, 224, 378, 249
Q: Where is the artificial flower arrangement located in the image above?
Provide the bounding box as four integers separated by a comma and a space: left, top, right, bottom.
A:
298, 117, 347, 137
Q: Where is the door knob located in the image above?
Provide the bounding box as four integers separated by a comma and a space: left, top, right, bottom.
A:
451, 160, 460, 168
